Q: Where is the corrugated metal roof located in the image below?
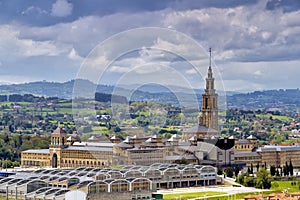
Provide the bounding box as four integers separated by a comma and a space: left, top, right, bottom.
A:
66, 146, 113, 152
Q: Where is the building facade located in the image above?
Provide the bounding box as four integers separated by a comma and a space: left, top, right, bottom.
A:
22, 127, 114, 168
257, 145, 300, 167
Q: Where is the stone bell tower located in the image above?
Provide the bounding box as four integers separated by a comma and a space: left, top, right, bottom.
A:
199, 48, 218, 131
49, 126, 68, 168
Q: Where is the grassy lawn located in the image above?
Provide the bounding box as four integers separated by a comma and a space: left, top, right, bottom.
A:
161, 180, 300, 200
207, 191, 273, 200
163, 191, 226, 200
162, 191, 275, 200
271, 180, 300, 193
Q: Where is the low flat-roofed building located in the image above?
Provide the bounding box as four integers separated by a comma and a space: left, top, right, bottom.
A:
0, 163, 218, 200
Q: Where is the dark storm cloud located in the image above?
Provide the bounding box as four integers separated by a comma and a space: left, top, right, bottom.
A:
266, 0, 300, 12
0, 0, 260, 26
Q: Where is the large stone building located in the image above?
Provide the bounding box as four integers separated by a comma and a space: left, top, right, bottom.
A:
22, 127, 114, 168
257, 145, 300, 167
21, 130, 210, 168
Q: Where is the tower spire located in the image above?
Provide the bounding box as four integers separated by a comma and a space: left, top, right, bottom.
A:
209, 47, 212, 67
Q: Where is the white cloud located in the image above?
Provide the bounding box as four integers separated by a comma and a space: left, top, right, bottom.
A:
133, 64, 165, 74
162, 2, 300, 62
68, 48, 83, 61
51, 0, 73, 17
186, 68, 197, 74
0, 25, 69, 60
254, 70, 262, 76
108, 65, 131, 73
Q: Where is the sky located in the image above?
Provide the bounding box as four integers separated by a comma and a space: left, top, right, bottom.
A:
0, 0, 300, 92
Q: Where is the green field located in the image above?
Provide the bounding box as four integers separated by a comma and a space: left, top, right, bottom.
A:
162, 191, 226, 200
162, 191, 275, 200
270, 180, 300, 193
161, 180, 300, 200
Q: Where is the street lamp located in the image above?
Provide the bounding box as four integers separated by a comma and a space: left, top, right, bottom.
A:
15, 185, 17, 200
5, 184, 8, 200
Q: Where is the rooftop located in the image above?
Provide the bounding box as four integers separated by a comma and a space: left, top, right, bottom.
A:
22, 149, 50, 154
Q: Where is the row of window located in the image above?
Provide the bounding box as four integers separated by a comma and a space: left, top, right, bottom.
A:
61, 160, 107, 166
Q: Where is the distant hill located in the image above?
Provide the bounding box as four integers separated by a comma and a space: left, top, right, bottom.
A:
0, 80, 202, 105
227, 89, 300, 110
1, 80, 300, 110
0, 79, 114, 99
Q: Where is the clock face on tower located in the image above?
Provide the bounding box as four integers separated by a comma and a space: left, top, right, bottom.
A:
213, 112, 216, 115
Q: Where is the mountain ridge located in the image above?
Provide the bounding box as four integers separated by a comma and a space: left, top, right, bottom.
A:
1, 80, 300, 110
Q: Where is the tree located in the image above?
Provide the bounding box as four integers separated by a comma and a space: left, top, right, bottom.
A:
250, 163, 254, 174
226, 167, 234, 178
276, 168, 280, 176
114, 126, 121, 133
244, 176, 255, 187
236, 174, 244, 185
106, 122, 111, 130
234, 165, 240, 177
289, 160, 294, 176
270, 166, 276, 176
283, 166, 288, 176
217, 167, 223, 175
256, 168, 271, 189
264, 161, 267, 169
3, 133, 9, 143
256, 162, 260, 172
